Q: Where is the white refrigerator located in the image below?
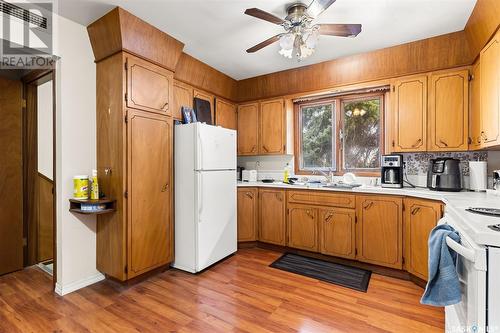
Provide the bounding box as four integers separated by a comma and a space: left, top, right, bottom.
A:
173, 122, 237, 273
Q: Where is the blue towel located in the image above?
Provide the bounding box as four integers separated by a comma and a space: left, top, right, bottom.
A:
421, 224, 461, 306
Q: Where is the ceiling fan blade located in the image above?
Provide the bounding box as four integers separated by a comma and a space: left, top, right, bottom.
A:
244, 8, 285, 25
246, 34, 283, 53
306, 0, 337, 18
319, 24, 362, 37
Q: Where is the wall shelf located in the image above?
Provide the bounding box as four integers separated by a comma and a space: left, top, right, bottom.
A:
69, 198, 116, 215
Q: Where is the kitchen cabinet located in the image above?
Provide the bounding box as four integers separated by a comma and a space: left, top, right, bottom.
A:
125, 55, 173, 116
287, 204, 318, 251
428, 69, 469, 151
319, 208, 356, 259
127, 110, 173, 278
258, 189, 286, 245
193, 89, 214, 123
237, 188, 258, 242
172, 80, 193, 120
259, 98, 285, 154
480, 32, 500, 148
215, 98, 238, 130
470, 61, 482, 149
95, 52, 174, 281
237, 102, 259, 155
404, 198, 442, 281
356, 195, 403, 269
392, 75, 428, 152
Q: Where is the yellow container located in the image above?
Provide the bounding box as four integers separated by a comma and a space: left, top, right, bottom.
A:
73, 175, 89, 199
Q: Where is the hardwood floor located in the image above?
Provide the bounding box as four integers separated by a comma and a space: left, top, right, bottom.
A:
0, 248, 444, 332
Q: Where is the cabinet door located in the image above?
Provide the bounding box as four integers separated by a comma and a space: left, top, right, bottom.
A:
319, 208, 355, 259
126, 56, 173, 116
172, 80, 193, 120
480, 34, 500, 147
237, 188, 258, 242
470, 61, 482, 150
428, 69, 469, 151
127, 111, 172, 278
258, 189, 286, 245
404, 198, 442, 281
216, 99, 238, 130
287, 204, 318, 252
237, 102, 259, 155
193, 89, 214, 123
259, 99, 285, 154
392, 76, 427, 152
356, 195, 403, 269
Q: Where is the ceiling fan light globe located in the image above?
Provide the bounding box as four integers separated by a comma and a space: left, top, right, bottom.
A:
279, 33, 294, 50
279, 48, 293, 59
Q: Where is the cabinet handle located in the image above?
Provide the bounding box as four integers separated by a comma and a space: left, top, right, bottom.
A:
439, 139, 448, 147
262, 145, 269, 152
363, 201, 373, 210
275, 193, 282, 202
411, 138, 422, 148
251, 145, 256, 152
162, 101, 169, 110
411, 207, 420, 215
481, 131, 488, 141
161, 183, 169, 192
477, 137, 482, 144
325, 212, 334, 223
306, 210, 314, 219
245, 192, 254, 199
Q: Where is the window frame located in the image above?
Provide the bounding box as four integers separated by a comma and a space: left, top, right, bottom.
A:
294, 92, 385, 177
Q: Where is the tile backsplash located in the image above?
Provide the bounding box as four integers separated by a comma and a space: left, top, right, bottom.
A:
402, 151, 488, 176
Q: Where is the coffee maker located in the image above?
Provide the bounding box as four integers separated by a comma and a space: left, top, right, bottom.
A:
381, 154, 404, 188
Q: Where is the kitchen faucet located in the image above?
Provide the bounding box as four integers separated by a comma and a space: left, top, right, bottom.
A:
313, 169, 335, 184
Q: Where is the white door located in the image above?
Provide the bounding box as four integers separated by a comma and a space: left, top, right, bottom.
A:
195, 124, 236, 171
196, 170, 237, 271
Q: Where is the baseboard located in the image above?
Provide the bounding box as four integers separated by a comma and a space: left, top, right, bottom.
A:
54, 272, 105, 296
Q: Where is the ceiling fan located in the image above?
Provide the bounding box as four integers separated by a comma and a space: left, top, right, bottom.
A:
244, 0, 362, 60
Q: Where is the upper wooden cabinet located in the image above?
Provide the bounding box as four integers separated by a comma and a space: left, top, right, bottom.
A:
127, 110, 173, 279
392, 75, 427, 152
215, 98, 237, 130
480, 32, 500, 148
428, 69, 469, 151
404, 198, 442, 281
172, 80, 193, 120
259, 99, 285, 154
237, 102, 259, 155
193, 89, 215, 123
258, 189, 286, 246
237, 188, 258, 242
319, 208, 356, 259
287, 204, 319, 252
125, 55, 173, 116
470, 61, 482, 150
356, 195, 403, 269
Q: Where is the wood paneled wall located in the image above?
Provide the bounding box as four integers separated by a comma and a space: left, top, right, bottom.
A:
464, 0, 500, 60
174, 53, 238, 101
0, 77, 24, 275
236, 31, 471, 101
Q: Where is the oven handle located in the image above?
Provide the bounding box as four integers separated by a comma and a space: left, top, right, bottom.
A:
446, 236, 475, 262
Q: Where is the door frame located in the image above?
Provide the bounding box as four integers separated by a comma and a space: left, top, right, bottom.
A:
22, 69, 57, 288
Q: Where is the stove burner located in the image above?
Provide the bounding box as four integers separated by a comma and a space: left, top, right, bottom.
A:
466, 207, 500, 217
488, 224, 500, 232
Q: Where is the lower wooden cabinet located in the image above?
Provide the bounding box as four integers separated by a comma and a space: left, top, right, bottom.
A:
237, 188, 258, 242
356, 195, 403, 269
258, 189, 286, 245
319, 208, 356, 259
287, 204, 318, 251
404, 198, 443, 280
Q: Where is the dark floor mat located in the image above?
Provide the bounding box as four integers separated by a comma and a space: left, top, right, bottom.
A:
270, 253, 371, 292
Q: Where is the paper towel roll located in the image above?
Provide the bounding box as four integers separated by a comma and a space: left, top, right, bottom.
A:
469, 161, 487, 191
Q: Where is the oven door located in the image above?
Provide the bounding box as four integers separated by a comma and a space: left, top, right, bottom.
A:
439, 216, 487, 333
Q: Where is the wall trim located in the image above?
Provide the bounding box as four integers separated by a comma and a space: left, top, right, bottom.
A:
54, 272, 105, 296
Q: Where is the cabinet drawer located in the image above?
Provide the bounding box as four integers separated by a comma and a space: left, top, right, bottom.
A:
287, 190, 355, 208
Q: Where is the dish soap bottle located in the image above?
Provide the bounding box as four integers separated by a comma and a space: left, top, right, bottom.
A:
283, 163, 291, 183
90, 169, 99, 200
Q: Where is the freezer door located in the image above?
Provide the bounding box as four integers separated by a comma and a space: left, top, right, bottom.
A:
195, 124, 236, 171
195, 170, 237, 271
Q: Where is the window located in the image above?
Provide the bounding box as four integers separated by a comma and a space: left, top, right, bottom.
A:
295, 93, 384, 175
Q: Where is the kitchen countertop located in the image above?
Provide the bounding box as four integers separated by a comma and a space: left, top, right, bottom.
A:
238, 181, 500, 247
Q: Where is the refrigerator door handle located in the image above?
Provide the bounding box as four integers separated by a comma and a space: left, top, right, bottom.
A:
197, 172, 203, 223
197, 131, 203, 170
